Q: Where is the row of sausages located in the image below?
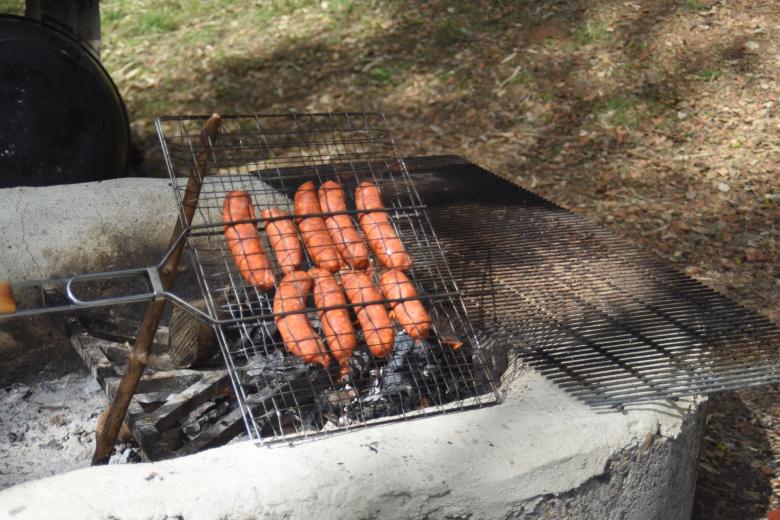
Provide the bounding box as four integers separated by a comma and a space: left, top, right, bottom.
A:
222, 179, 429, 379
275, 268, 430, 379
222, 180, 412, 291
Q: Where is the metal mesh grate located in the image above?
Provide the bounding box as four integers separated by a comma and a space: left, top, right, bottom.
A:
406, 156, 780, 408
156, 115, 499, 443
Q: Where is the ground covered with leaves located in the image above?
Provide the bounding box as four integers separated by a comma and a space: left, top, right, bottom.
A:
2, 0, 779, 516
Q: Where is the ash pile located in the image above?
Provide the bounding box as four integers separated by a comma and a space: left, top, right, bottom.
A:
229, 317, 490, 438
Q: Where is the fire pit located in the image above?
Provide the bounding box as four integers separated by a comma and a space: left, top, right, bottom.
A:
2, 115, 780, 517
1, 114, 503, 456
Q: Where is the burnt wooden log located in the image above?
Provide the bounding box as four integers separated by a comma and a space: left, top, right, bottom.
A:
58, 311, 242, 461
78, 310, 168, 351
168, 298, 219, 368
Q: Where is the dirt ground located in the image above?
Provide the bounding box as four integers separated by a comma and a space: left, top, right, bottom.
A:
1, 0, 778, 515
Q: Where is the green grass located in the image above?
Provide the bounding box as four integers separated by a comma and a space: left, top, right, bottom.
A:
602, 96, 638, 126
102, 6, 125, 26
369, 61, 413, 85
433, 19, 467, 48
682, 0, 709, 12
138, 8, 179, 33
0, 0, 23, 14
250, 0, 357, 22
370, 66, 392, 84
598, 95, 667, 128
696, 68, 723, 81
573, 21, 608, 46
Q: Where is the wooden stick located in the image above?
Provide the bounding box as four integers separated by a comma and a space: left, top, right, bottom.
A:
92, 114, 222, 465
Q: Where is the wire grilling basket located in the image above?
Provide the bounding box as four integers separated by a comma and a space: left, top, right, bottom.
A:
155, 113, 500, 442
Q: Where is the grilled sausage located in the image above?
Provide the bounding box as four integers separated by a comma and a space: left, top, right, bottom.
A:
379, 269, 431, 339
294, 181, 342, 272
354, 180, 385, 211
310, 267, 356, 379
354, 181, 412, 271
318, 180, 370, 269
223, 191, 275, 290
261, 208, 303, 273
273, 271, 331, 367
341, 271, 394, 359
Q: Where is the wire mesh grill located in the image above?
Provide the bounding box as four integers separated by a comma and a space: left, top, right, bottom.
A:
156, 114, 499, 443
407, 156, 780, 408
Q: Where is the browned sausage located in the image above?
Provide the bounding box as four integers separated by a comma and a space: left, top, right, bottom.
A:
261, 208, 303, 273
310, 267, 356, 380
273, 271, 331, 367
354, 181, 412, 271
341, 271, 394, 359
354, 180, 386, 211
294, 181, 342, 272
318, 180, 370, 269
379, 269, 431, 339
223, 191, 275, 290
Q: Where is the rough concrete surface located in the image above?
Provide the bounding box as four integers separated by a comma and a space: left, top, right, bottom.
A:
0, 179, 177, 383
0, 368, 704, 520
0, 178, 176, 281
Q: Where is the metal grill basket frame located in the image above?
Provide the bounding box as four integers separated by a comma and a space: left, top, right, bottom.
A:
155, 112, 501, 443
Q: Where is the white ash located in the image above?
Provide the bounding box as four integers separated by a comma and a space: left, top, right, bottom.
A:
0, 368, 139, 490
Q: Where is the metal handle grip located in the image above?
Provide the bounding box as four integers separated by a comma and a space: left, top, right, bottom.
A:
2, 267, 167, 319
0, 226, 196, 320
65, 267, 165, 308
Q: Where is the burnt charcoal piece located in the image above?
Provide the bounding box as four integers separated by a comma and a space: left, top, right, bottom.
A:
355, 391, 414, 420
339, 331, 486, 423
229, 320, 279, 359
346, 349, 372, 389
411, 336, 478, 406
242, 350, 307, 384
242, 349, 336, 435
317, 387, 359, 424
380, 333, 416, 397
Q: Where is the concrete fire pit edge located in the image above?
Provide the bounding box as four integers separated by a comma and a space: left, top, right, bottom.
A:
0, 179, 704, 519
0, 370, 703, 520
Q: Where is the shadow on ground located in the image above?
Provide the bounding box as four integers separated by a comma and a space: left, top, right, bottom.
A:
693, 391, 774, 518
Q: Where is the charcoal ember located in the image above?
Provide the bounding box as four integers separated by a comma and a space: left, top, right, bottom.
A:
242, 350, 288, 381
317, 387, 358, 422
224, 293, 271, 319
180, 397, 236, 441
255, 409, 292, 437
188, 401, 216, 418
254, 406, 321, 438
182, 422, 201, 436
216, 400, 231, 415
349, 391, 414, 421
380, 333, 416, 396
108, 444, 142, 465
346, 349, 372, 388
244, 352, 330, 432
308, 315, 321, 330
411, 335, 478, 405
230, 320, 278, 359
345, 331, 481, 422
